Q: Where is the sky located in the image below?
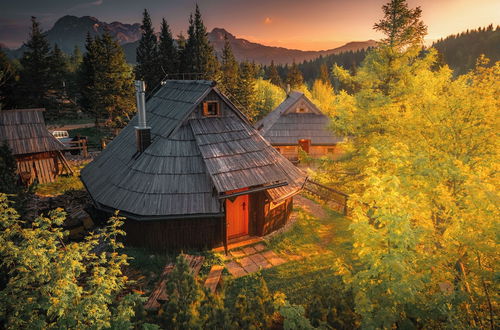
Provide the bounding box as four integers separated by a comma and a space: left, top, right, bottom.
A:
0, 0, 499, 50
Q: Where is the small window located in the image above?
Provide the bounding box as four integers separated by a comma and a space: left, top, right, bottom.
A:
296, 107, 307, 113
327, 148, 335, 154
203, 101, 220, 117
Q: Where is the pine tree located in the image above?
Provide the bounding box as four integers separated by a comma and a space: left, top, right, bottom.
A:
219, 34, 239, 96
79, 33, 135, 130
0, 48, 17, 109
0, 143, 19, 195
374, 0, 427, 48
286, 61, 304, 89
18, 16, 51, 108
234, 61, 257, 121
48, 44, 69, 92
158, 18, 178, 78
319, 63, 331, 86
161, 255, 204, 329
181, 5, 219, 80
267, 60, 282, 87
135, 9, 160, 91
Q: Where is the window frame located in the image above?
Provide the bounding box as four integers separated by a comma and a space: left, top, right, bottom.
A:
202, 101, 220, 117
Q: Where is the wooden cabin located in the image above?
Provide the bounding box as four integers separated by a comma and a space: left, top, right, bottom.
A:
255, 91, 343, 161
81, 80, 306, 251
0, 108, 72, 184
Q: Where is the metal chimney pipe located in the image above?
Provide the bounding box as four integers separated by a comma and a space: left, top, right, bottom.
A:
135, 80, 147, 128
134, 80, 151, 153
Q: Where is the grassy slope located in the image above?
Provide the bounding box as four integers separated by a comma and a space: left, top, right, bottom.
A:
262, 200, 356, 306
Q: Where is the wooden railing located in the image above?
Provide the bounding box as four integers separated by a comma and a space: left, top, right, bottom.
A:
304, 180, 349, 216
64, 139, 89, 157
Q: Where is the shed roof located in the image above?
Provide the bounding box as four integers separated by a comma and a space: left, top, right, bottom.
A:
0, 108, 64, 155
255, 91, 342, 146
81, 80, 305, 220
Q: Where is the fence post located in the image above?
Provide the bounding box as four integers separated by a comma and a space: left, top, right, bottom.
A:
344, 196, 348, 216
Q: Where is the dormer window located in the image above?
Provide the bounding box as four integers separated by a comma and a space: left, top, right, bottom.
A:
203, 101, 220, 117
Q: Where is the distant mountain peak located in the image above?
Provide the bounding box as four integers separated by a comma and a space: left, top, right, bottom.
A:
210, 28, 236, 40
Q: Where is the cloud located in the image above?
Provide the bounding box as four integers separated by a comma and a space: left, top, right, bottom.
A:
264, 17, 272, 24
68, 0, 104, 12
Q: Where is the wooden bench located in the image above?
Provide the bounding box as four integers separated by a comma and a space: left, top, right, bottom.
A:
204, 265, 224, 293
144, 254, 205, 310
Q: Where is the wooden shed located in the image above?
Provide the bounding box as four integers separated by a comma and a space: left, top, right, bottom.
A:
255, 91, 343, 161
0, 108, 72, 184
81, 80, 306, 251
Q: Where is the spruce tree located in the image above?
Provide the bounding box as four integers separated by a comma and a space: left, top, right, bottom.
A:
219, 34, 239, 96
135, 9, 160, 91
158, 18, 178, 78
319, 63, 331, 86
0, 143, 19, 195
267, 60, 282, 87
161, 255, 204, 329
234, 61, 257, 121
18, 16, 51, 108
0, 49, 17, 109
79, 33, 134, 130
181, 5, 219, 80
286, 61, 304, 89
374, 0, 427, 48
48, 44, 69, 92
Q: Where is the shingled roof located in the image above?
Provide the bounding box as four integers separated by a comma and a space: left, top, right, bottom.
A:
81, 80, 306, 220
0, 108, 63, 155
255, 91, 342, 146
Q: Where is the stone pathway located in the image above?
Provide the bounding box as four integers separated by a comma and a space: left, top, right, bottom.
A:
224, 242, 291, 278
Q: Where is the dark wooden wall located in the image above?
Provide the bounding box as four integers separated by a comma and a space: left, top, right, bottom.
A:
249, 192, 294, 236
123, 216, 224, 251
16, 151, 59, 184
262, 197, 293, 236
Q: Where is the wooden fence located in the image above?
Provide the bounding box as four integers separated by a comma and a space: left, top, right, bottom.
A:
304, 180, 349, 216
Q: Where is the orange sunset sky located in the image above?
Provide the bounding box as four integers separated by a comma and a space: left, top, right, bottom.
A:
0, 0, 499, 50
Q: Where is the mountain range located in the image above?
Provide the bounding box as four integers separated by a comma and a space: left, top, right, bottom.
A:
4, 15, 377, 65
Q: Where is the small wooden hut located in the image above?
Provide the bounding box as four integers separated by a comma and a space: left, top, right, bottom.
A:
0, 108, 72, 184
81, 80, 306, 251
255, 91, 343, 161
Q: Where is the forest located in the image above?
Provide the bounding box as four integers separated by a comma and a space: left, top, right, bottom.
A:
0, 0, 498, 328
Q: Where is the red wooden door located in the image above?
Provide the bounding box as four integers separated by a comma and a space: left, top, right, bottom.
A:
226, 194, 249, 239
298, 139, 311, 153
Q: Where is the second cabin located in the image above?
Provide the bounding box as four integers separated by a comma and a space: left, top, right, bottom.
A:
255, 91, 343, 162
81, 80, 306, 252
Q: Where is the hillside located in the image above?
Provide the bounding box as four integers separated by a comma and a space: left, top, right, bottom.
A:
7, 15, 141, 57
433, 25, 500, 75
4, 16, 376, 65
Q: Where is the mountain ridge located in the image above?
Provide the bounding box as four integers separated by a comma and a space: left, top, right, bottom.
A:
4, 15, 376, 65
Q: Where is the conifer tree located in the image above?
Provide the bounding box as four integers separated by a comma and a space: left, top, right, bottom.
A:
18, 16, 51, 108
135, 9, 160, 91
79, 33, 134, 130
158, 18, 178, 78
48, 44, 69, 92
286, 61, 304, 89
161, 255, 203, 329
267, 60, 282, 87
0, 143, 19, 195
374, 0, 427, 48
181, 5, 219, 80
319, 63, 331, 86
0, 49, 17, 109
219, 34, 239, 96
234, 61, 257, 121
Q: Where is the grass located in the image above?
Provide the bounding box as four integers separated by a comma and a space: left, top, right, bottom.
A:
46, 116, 95, 127
35, 162, 89, 196
261, 198, 356, 306
68, 126, 112, 147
